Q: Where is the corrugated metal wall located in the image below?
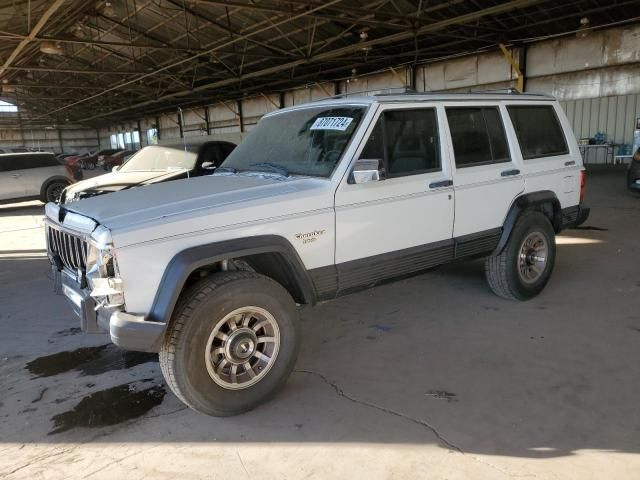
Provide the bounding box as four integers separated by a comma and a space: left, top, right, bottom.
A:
560, 94, 640, 146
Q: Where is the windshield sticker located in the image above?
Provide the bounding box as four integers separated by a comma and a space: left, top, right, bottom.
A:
310, 117, 353, 131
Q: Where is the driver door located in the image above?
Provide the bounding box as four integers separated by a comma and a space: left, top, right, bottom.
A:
334, 104, 455, 294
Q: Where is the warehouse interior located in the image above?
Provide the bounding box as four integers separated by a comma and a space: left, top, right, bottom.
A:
1, 1, 640, 479
1, 0, 639, 156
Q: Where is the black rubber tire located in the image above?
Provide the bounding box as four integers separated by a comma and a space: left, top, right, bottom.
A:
485, 210, 556, 301
159, 271, 300, 417
43, 180, 68, 203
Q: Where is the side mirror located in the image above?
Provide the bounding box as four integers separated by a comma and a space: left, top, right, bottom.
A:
111, 165, 120, 172
201, 161, 216, 170
348, 158, 385, 184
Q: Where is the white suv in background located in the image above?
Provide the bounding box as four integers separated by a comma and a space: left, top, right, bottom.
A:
0, 152, 73, 204
44, 92, 589, 417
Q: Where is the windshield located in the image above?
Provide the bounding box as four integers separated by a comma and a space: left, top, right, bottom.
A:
119, 146, 197, 172
221, 106, 366, 178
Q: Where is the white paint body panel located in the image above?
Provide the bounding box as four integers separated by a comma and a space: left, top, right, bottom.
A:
0, 164, 67, 201
51, 94, 582, 318
66, 174, 336, 312
443, 102, 525, 237
0, 172, 25, 200
21, 165, 68, 196
334, 103, 454, 263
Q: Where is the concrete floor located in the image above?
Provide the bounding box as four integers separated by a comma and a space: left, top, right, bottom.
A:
1, 167, 639, 479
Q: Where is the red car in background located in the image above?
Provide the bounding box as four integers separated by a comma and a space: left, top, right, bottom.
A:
59, 154, 86, 181
102, 149, 137, 170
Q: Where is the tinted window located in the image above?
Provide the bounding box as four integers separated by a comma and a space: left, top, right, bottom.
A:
446, 107, 510, 168
221, 143, 236, 157
0, 156, 20, 172
360, 120, 384, 160
359, 108, 440, 177
28, 154, 60, 168
507, 105, 568, 159
0, 154, 58, 171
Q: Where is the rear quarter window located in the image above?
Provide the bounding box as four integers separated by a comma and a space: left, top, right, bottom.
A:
507, 105, 569, 159
28, 154, 61, 168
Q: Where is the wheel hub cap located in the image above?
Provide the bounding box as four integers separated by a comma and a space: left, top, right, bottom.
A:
518, 231, 549, 284
204, 306, 280, 390
225, 329, 257, 363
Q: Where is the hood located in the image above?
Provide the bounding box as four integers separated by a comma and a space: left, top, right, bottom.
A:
63, 173, 329, 236
65, 170, 185, 197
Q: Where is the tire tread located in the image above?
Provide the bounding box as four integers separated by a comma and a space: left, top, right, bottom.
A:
159, 271, 274, 413
485, 210, 555, 301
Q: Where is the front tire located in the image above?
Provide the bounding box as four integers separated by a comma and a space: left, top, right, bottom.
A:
485, 211, 556, 300
159, 272, 300, 416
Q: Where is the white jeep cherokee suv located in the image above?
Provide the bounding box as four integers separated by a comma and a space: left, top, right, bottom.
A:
45, 92, 589, 416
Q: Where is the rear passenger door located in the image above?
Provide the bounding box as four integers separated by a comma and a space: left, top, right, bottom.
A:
0, 155, 28, 200
445, 104, 524, 237
20, 154, 64, 196
505, 103, 580, 207
334, 104, 454, 292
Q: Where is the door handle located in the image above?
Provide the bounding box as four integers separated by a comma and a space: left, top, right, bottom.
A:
564, 161, 576, 166
501, 169, 520, 177
10, 173, 21, 178
429, 179, 453, 189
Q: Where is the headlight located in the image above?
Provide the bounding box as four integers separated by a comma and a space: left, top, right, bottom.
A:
64, 191, 79, 203
85, 226, 124, 307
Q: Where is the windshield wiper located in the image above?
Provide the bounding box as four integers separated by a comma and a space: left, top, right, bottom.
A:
248, 162, 288, 176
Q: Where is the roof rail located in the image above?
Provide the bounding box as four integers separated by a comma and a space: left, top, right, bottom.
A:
310, 87, 553, 102
314, 87, 417, 101
468, 87, 547, 96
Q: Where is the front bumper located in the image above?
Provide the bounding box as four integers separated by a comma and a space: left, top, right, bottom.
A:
55, 268, 166, 352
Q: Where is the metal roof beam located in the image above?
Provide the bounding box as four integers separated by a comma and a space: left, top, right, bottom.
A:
0, 0, 67, 78
73, 0, 545, 122
32, 0, 345, 120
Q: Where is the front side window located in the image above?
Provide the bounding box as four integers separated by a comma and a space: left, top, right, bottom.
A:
446, 107, 510, 168
507, 105, 568, 159
359, 108, 440, 177
222, 106, 365, 178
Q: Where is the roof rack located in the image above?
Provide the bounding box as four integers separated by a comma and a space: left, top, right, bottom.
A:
467, 87, 548, 96
311, 87, 553, 102
314, 87, 418, 101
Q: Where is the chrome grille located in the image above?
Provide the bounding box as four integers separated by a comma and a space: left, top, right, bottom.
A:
47, 226, 88, 272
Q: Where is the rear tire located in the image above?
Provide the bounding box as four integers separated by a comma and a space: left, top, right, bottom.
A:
485, 211, 556, 300
43, 180, 68, 203
159, 271, 300, 417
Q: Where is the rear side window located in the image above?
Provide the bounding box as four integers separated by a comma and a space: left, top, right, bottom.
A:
360, 108, 440, 177
446, 107, 510, 168
0, 154, 57, 171
507, 105, 568, 159
29, 154, 60, 168
0, 156, 20, 172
